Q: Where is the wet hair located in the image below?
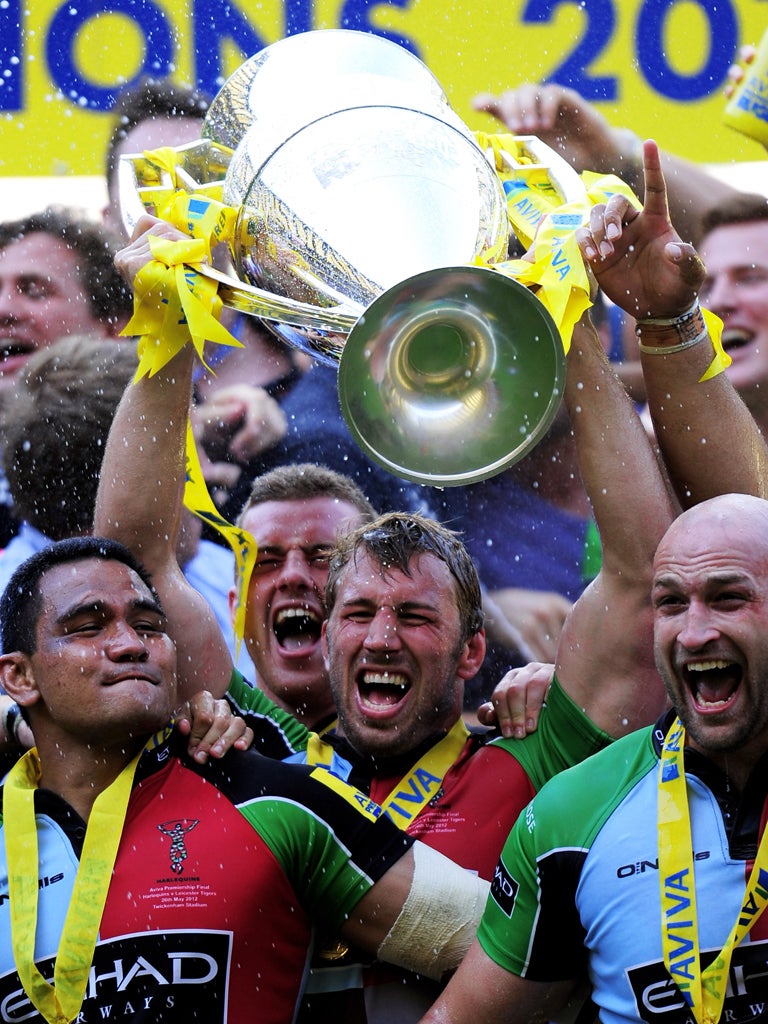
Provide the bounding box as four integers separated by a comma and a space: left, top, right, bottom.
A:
105, 77, 210, 195
0, 536, 158, 655
238, 463, 377, 525
701, 192, 768, 237
326, 510, 484, 641
0, 207, 133, 327
0, 336, 138, 539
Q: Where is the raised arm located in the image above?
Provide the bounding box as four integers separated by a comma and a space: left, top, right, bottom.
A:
556, 140, 717, 734
578, 139, 768, 505
642, 323, 768, 504
553, 308, 673, 736
94, 216, 234, 702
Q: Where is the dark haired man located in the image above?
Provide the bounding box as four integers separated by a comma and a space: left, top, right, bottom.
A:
0, 335, 251, 682
0, 208, 131, 388
0, 207, 133, 545
694, 192, 768, 435
103, 77, 211, 235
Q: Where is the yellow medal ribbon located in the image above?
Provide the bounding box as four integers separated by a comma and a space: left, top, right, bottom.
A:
183, 421, 257, 654
658, 717, 768, 1024
306, 718, 470, 830
5, 747, 143, 1024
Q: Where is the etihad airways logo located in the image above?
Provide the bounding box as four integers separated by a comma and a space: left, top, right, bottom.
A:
0, 930, 231, 1023
490, 861, 519, 918
627, 939, 768, 1024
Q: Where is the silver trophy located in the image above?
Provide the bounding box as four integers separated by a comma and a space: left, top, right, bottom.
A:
120, 29, 584, 486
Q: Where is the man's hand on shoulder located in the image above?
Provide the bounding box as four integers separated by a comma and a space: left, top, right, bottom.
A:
176, 689, 253, 763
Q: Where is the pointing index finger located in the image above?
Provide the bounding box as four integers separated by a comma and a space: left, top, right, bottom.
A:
640, 138, 670, 221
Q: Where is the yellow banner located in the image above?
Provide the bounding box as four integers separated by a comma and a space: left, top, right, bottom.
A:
1, 0, 767, 177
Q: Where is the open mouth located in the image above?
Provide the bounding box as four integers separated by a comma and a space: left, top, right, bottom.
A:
273, 606, 321, 653
357, 670, 411, 710
721, 328, 754, 354
683, 659, 742, 711
0, 339, 35, 363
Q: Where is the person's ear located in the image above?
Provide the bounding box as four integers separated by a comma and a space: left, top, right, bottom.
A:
321, 620, 330, 672
456, 629, 487, 680
0, 652, 40, 710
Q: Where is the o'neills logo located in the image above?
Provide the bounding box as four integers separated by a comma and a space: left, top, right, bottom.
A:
156, 819, 199, 875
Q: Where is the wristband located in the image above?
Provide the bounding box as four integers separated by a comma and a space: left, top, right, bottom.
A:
636, 302, 708, 354
2, 702, 23, 748
637, 300, 700, 327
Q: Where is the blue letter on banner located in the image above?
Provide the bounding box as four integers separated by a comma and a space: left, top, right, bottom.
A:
46, 0, 174, 111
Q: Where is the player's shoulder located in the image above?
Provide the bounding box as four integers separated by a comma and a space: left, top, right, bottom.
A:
528, 726, 658, 842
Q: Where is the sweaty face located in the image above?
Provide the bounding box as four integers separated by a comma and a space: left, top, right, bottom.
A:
323, 551, 485, 759
652, 513, 768, 771
26, 558, 177, 750
0, 234, 107, 388
700, 222, 768, 408
236, 497, 364, 723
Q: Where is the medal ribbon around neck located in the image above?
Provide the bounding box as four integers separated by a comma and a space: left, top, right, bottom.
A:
658, 717, 768, 1024
307, 717, 469, 828
5, 747, 143, 1024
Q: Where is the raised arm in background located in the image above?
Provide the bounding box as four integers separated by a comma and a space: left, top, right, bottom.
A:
474, 83, 742, 246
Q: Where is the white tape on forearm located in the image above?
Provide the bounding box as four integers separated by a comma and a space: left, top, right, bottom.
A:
376, 842, 490, 981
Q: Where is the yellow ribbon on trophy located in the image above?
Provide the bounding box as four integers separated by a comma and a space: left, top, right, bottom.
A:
477, 132, 642, 353
136, 145, 228, 212
477, 132, 729, 375
183, 420, 256, 657
122, 167, 242, 379
124, 233, 241, 377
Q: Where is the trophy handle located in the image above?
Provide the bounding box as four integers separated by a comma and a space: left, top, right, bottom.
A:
118, 140, 361, 363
